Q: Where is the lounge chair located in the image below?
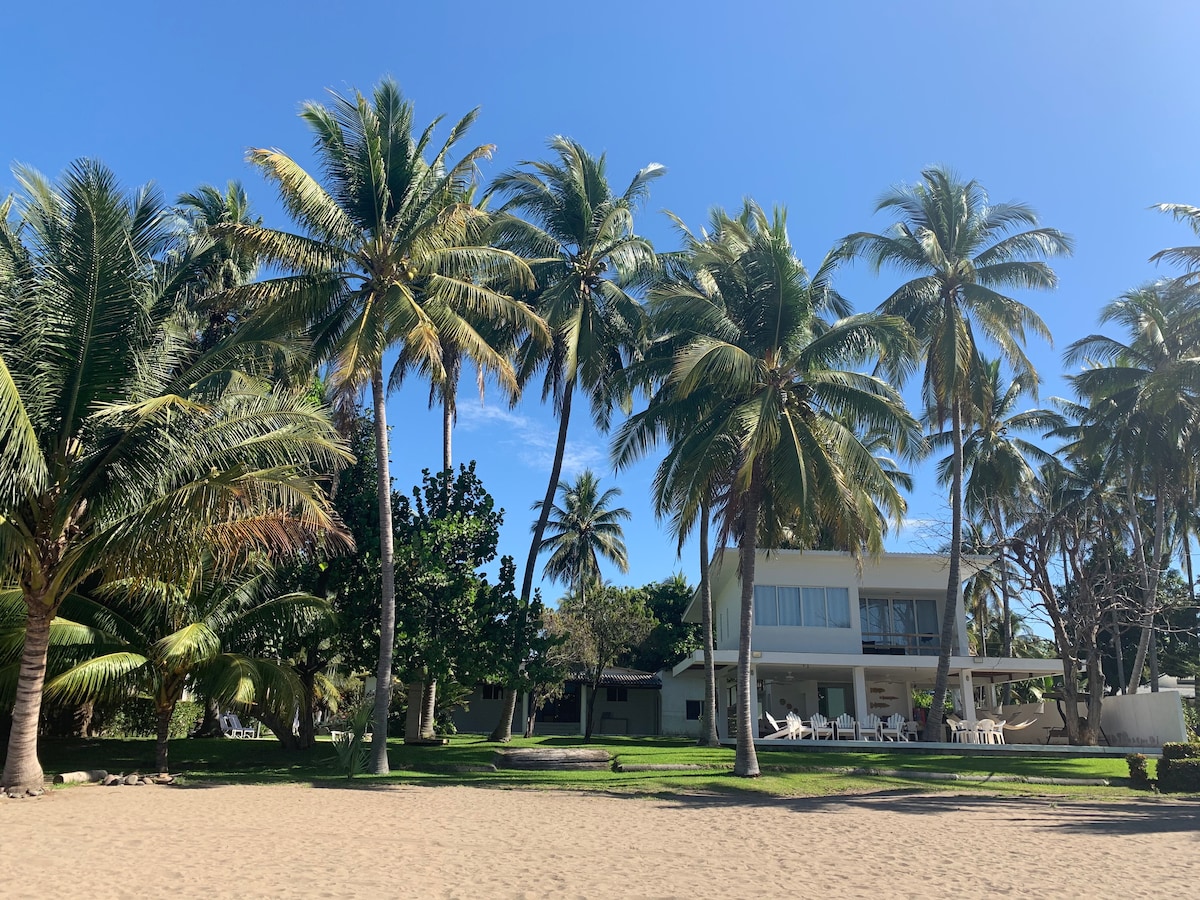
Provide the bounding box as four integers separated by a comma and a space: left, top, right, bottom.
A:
225, 713, 256, 739
859, 714, 883, 741
786, 712, 811, 740
834, 713, 857, 740
810, 713, 835, 740
880, 714, 908, 741
762, 712, 791, 739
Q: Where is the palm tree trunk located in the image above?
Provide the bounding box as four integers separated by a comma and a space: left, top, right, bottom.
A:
490, 386, 575, 742
369, 369, 397, 774
404, 680, 424, 743
925, 400, 964, 742
584, 673, 601, 741
155, 704, 174, 774
1127, 477, 1166, 694
441, 352, 459, 474
734, 477, 761, 777
992, 504, 1013, 705
698, 499, 720, 747
2, 603, 53, 794
298, 667, 317, 750
420, 678, 438, 740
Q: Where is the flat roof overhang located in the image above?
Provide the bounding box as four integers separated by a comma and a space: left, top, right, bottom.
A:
672, 650, 1062, 685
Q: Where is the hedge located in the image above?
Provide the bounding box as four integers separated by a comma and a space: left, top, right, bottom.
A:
104, 699, 204, 740
1158, 758, 1200, 793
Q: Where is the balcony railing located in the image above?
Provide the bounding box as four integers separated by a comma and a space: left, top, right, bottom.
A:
861, 632, 941, 657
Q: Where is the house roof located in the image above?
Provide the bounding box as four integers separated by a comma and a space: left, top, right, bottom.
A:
568, 667, 662, 689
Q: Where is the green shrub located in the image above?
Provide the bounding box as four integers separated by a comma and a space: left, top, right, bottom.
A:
103, 699, 203, 739
1158, 757, 1200, 793
1125, 753, 1151, 787
1161, 741, 1200, 761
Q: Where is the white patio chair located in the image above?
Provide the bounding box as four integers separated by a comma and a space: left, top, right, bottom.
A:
834, 713, 857, 740
980, 719, 1006, 745
880, 714, 907, 741
859, 714, 883, 741
810, 713, 835, 740
946, 719, 968, 743
762, 711, 790, 739
225, 713, 256, 739
786, 712, 811, 740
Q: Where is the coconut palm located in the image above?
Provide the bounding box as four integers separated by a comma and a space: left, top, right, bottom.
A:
842, 166, 1072, 740
615, 201, 921, 776
535, 470, 630, 602
1064, 281, 1200, 692
1151, 203, 1200, 281
931, 359, 1063, 669
220, 80, 538, 770
43, 563, 330, 773
484, 137, 662, 741
0, 160, 348, 793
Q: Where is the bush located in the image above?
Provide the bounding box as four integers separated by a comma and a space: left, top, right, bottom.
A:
1161, 741, 1200, 761
1158, 758, 1200, 793
104, 699, 203, 739
1126, 753, 1151, 788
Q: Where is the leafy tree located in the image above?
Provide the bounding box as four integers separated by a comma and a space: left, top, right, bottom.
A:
392, 463, 502, 741
485, 138, 662, 740
614, 200, 919, 775
555, 584, 654, 740
0, 161, 348, 794
843, 166, 1072, 741
535, 470, 630, 603
224, 80, 535, 771
622, 574, 698, 673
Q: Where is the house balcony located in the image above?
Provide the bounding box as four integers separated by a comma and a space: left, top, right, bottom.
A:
860, 631, 942, 657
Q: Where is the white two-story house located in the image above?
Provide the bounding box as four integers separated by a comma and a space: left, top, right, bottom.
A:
660, 549, 1063, 738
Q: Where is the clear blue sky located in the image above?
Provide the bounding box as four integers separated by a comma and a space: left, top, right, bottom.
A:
6, 1, 1200, 599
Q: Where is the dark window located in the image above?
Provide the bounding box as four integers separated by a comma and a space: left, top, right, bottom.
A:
606, 686, 628, 702
481, 684, 504, 701
540, 683, 581, 723
686, 700, 702, 721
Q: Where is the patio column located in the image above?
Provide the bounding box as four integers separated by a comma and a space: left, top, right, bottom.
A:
985, 683, 997, 712
521, 691, 529, 732
958, 669, 975, 718
852, 667, 868, 720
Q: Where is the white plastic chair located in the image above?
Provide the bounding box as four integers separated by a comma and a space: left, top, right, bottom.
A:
859, 714, 883, 741
880, 714, 907, 741
786, 712, 811, 740
834, 713, 857, 740
810, 713, 835, 740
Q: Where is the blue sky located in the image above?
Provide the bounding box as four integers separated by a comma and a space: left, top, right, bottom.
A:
5, 1, 1200, 599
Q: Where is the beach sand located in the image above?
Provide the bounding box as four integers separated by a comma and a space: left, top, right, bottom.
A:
1, 783, 1196, 899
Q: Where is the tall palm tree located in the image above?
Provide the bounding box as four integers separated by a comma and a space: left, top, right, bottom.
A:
221, 80, 537, 770
484, 137, 662, 741
0, 160, 348, 794
43, 563, 329, 773
535, 470, 630, 602
1064, 281, 1200, 692
931, 359, 1062, 670
842, 166, 1072, 739
615, 201, 920, 776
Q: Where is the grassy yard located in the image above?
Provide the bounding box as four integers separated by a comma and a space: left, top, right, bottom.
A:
34, 734, 1156, 800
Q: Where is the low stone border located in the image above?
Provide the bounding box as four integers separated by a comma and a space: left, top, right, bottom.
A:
615, 763, 717, 772
494, 748, 612, 771
795, 765, 1110, 786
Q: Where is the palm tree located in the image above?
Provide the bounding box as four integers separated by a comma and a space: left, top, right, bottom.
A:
535, 470, 630, 602
931, 359, 1062, 671
0, 160, 348, 794
43, 563, 329, 773
615, 201, 920, 776
221, 80, 537, 770
842, 166, 1072, 740
1064, 281, 1200, 692
484, 137, 662, 741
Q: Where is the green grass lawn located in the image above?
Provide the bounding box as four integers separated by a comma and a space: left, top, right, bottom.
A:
34, 733, 1157, 801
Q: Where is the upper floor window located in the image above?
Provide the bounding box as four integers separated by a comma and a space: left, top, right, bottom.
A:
754, 585, 851, 628
859, 597, 939, 653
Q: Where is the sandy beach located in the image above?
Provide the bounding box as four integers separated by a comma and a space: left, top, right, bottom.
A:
1, 783, 1196, 899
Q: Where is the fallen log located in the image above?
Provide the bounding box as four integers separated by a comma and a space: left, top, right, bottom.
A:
53, 770, 108, 785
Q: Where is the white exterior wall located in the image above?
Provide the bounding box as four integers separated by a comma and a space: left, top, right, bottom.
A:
660, 669, 704, 737
707, 551, 968, 655
1103, 692, 1189, 747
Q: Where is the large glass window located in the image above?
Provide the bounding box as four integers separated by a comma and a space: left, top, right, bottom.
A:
754, 585, 778, 626
753, 584, 851, 628
859, 596, 941, 654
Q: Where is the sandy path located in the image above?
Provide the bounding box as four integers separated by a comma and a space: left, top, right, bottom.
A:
1, 783, 1197, 899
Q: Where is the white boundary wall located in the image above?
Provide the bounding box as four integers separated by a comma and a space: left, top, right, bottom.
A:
1102, 691, 1188, 747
